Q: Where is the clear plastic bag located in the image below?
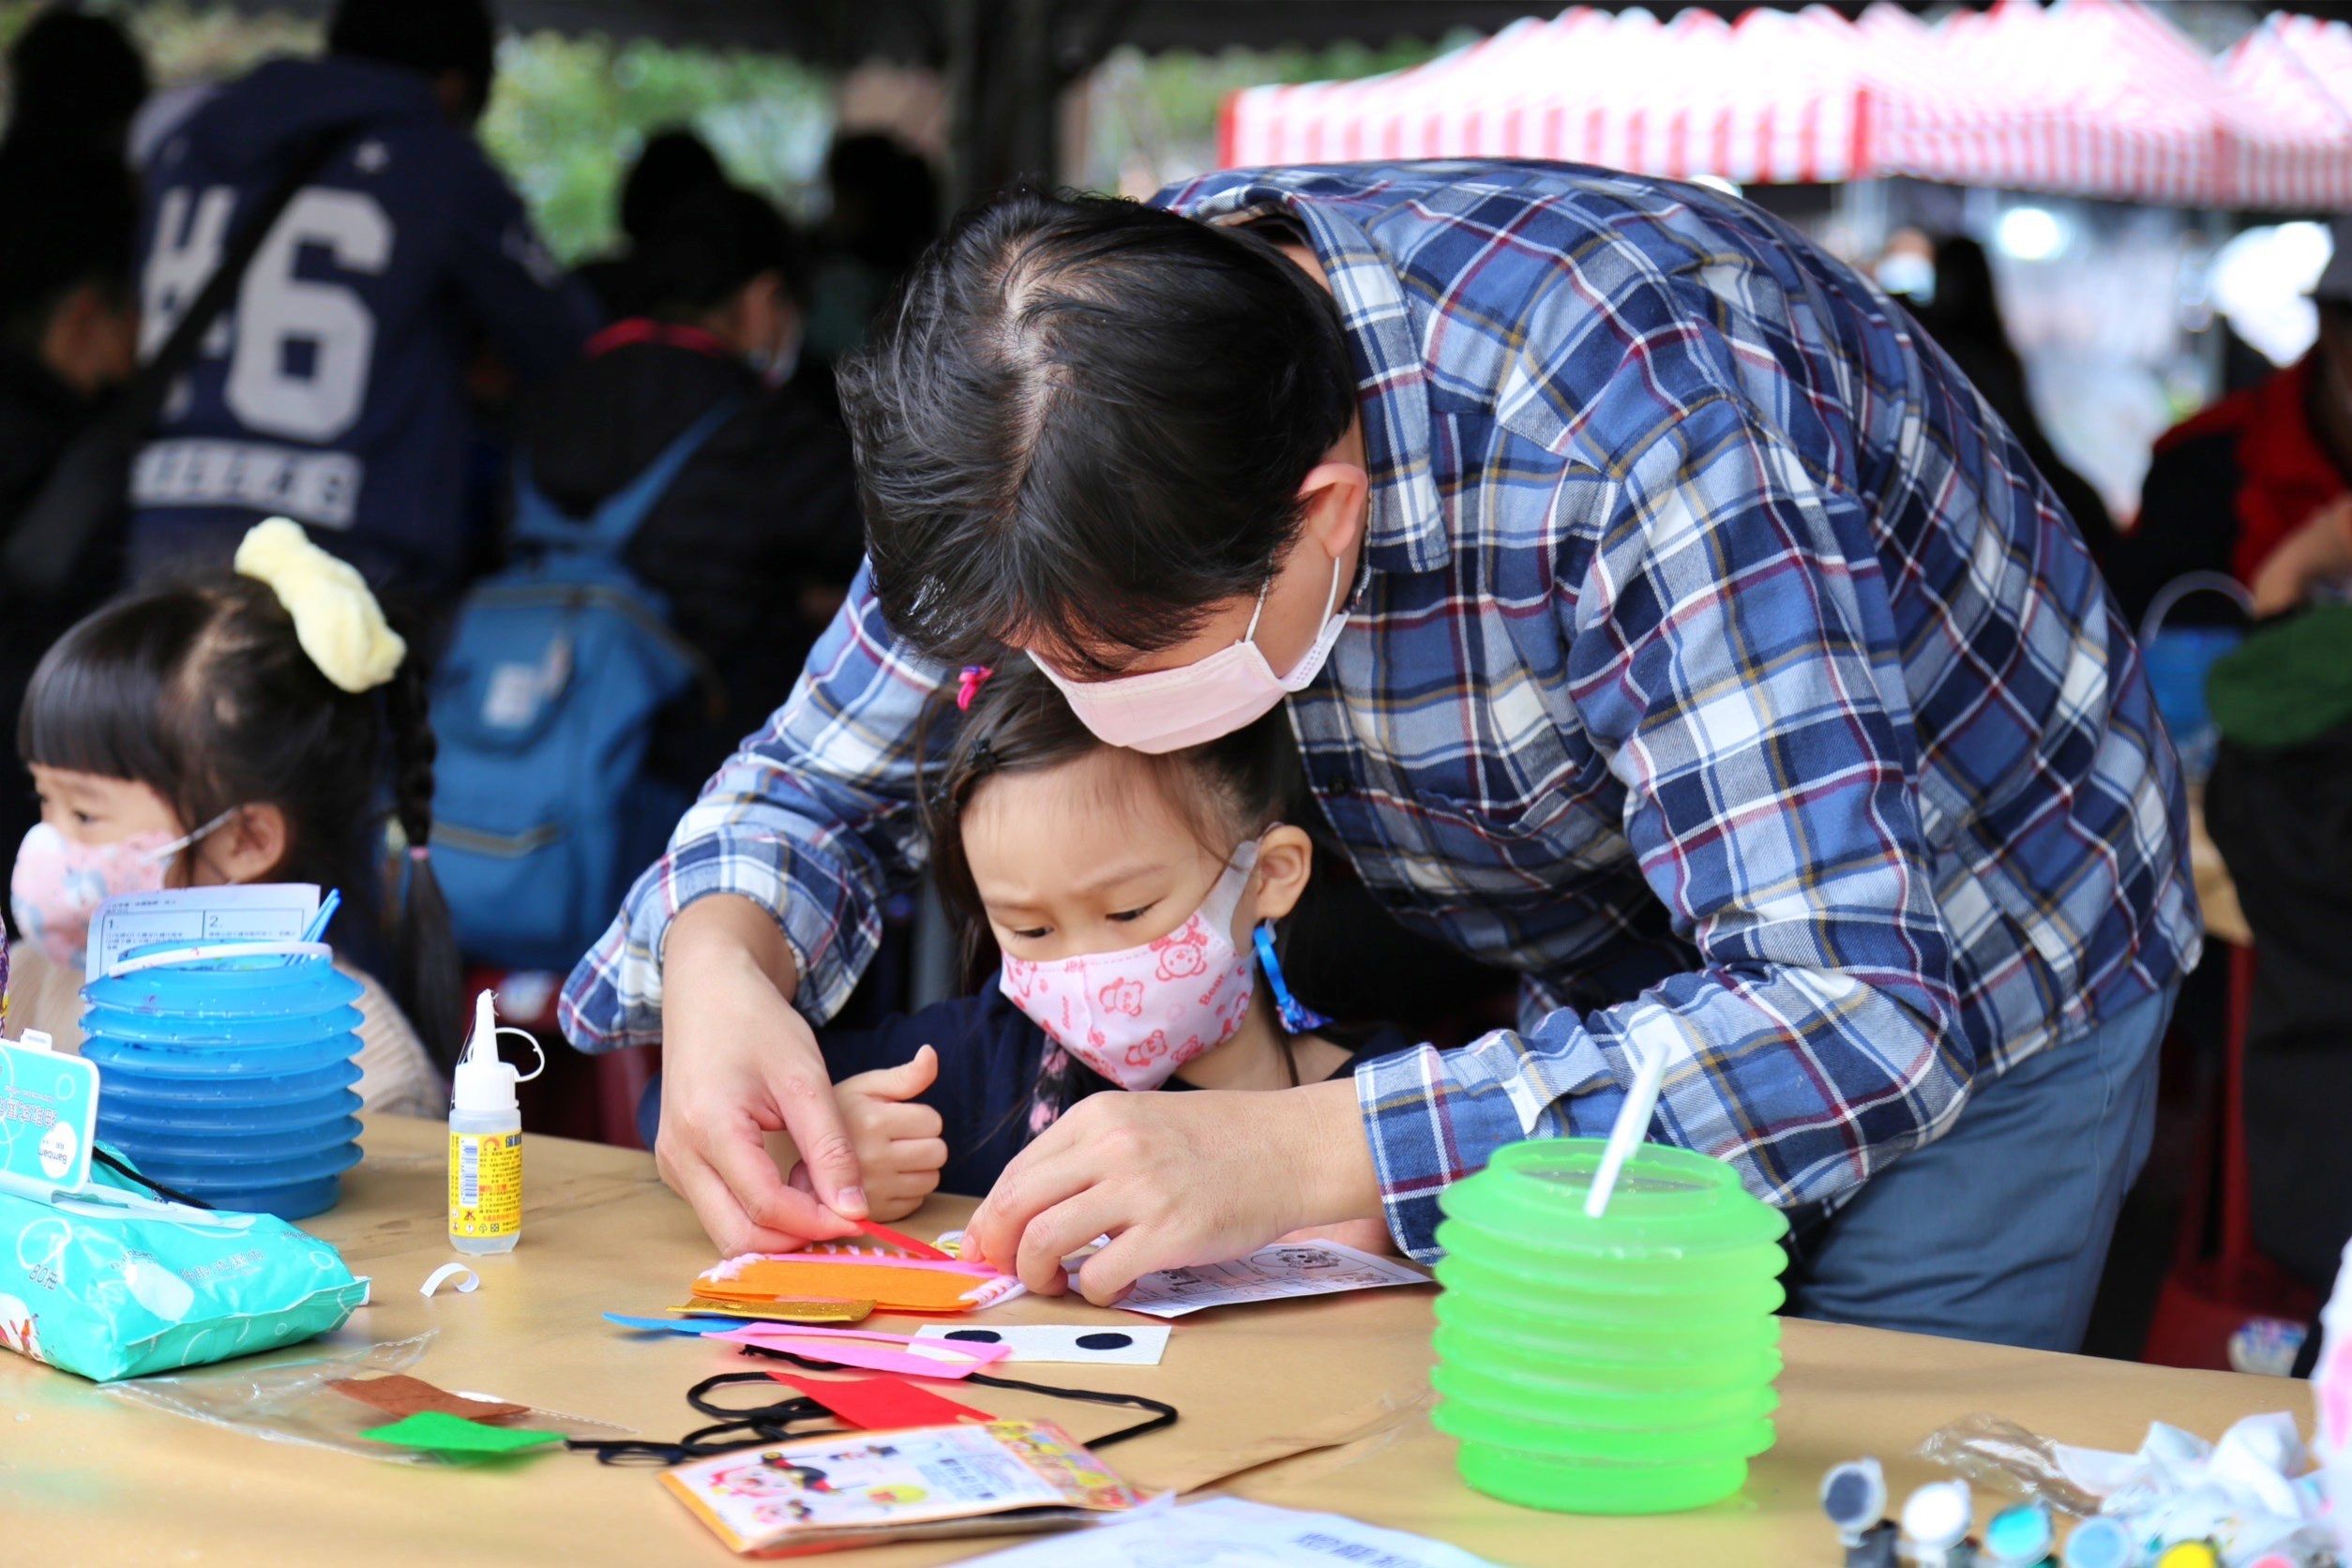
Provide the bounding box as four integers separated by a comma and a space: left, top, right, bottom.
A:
98, 1330, 633, 1464
1916, 1412, 2107, 1515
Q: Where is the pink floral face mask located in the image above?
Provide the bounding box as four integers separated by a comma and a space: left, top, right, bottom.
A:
997, 846, 1259, 1091
9, 812, 234, 973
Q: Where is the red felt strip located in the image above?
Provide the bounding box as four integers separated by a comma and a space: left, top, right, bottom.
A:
768, 1371, 991, 1430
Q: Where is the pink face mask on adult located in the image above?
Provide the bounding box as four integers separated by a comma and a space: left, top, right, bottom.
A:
997, 847, 1260, 1091
1034, 556, 1350, 754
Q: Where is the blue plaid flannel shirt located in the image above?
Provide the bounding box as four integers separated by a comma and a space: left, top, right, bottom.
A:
563, 162, 2199, 1259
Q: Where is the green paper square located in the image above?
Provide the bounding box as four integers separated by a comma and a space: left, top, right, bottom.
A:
361, 1410, 563, 1457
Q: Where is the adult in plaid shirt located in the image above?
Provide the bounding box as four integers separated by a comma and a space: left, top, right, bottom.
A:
564, 164, 2197, 1351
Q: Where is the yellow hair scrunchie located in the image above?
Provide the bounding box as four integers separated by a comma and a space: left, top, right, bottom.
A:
232, 519, 408, 694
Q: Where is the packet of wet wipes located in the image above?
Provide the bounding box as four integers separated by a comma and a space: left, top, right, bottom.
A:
0, 1148, 365, 1380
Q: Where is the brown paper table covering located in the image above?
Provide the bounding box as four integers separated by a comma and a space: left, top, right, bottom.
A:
0, 1115, 2310, 1565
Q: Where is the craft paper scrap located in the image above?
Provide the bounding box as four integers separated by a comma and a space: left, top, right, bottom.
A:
713, 1322, 1012, 1379
660, 1419, 1139, 1555
674, 1298, 875, 1324
360, 1411, 564, 1457
769, 1370, 992, 1430
961, 1497, 1504, 1567
420, 1262, 479, 1298
328, 1375, 529, 1424
855, 1217, 953, 1260
695, 1252, 1024, 1314
1103, 1241, 1429, 1319
605, 1312, 735, 1335
912, 1323, 1170, 1366
87, 883, 320, 980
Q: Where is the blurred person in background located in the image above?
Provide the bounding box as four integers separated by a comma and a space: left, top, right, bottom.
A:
0, 151, 143, 894
797, 131, 942, 415
512, 182, 865, 794
128, 0, 598, 611
2104, 219, 2352, 627
576, 127, 729, 316
0, 5, 148, 171
1918, 235, 2118, 564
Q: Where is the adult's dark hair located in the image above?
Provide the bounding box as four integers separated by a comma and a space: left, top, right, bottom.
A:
633, 182, 807, 316
1923, 235, 2017, 383
20, 577, 465, 1068
621, 128, 727, 244
4, 7, 148, 152
838, 188, 1355, 673
921, 657, 1309, 1124
0, 149, 137, 348
328, 0, 496, 120
822, 132, 941, 274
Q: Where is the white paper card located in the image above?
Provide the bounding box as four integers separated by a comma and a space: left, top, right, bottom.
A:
910, 1322, 1170, 1365
1098, 1240, 1429, 1319
88, 884, 320, 980
963, 1497, 1502, 1567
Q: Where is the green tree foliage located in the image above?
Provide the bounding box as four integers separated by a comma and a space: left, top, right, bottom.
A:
0, 2, 833, 264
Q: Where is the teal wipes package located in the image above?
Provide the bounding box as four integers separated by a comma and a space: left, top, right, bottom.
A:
0, 1149, 367, 1380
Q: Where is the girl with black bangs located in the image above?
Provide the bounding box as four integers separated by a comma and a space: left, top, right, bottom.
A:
634, 656, 1408, 1253
7, 520, 454, 1116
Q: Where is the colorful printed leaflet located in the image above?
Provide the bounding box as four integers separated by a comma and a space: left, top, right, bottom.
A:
661, 1419, 1138, 1554
1108, 1240, 1429, 1318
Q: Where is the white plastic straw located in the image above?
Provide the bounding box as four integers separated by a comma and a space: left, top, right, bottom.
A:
1584, 1042, 1671, 1218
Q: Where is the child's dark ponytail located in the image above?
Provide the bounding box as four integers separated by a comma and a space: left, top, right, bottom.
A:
385, 656, 465, 1071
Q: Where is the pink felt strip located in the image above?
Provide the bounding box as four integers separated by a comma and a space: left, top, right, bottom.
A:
711, 1322, 1012, 1380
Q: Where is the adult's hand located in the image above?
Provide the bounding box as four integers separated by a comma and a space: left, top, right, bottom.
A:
965, 1078, 1385, 1304
656, 895, 867, 1254
2251, 495, 2352, 618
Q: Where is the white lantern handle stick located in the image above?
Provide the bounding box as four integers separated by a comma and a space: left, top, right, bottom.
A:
1585, 1043, 1671, 1218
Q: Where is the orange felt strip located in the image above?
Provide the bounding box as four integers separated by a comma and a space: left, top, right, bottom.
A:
694, 1259, 989, 1313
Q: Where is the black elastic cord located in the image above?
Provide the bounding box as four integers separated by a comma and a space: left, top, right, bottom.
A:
566, 1349, 1179, 1465
92, 1147, 214, 1210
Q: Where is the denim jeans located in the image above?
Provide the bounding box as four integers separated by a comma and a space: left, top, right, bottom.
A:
1786, 983, 2177, 1352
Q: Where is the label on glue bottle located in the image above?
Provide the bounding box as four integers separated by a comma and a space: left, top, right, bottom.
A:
448, 1131, 522, 1241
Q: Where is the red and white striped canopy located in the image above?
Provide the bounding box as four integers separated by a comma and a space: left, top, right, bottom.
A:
2220, 11, 2352, 208
1217, 0, 2352, 210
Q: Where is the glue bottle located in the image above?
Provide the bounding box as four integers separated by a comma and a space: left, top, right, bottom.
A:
447, 989, 543, 1255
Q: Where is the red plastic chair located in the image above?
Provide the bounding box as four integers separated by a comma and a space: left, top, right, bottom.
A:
470, 968, 656, 1151
2141, 942, 2318, 1369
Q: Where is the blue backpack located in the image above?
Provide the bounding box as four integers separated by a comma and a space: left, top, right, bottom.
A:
428, 400, 738, 972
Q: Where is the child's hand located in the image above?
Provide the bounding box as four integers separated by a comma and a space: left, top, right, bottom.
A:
836, 1047, 949, 1223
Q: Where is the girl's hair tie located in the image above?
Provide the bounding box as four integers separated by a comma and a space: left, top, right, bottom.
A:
233, 517, 407, 693
955, 665, 994, 712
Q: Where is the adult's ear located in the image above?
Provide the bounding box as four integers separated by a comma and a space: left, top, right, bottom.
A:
1248, 822, 1316, 925
1292, 459, 1368, 566
191, 803, 290, 888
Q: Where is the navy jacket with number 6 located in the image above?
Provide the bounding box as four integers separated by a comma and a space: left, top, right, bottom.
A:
131, 55, 599, 596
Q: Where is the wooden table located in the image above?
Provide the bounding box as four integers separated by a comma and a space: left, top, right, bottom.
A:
1, 1118, 2312, 1566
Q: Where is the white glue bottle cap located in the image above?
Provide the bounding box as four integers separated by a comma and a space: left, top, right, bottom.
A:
452, 989, 545, 1117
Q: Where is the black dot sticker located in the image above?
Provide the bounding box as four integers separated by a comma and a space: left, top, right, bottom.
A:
1076, 1332, 1134, 1351
943, 1329, 1002, 1343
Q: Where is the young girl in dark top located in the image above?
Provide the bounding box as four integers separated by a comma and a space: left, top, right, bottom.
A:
642, 658, 1401, 1234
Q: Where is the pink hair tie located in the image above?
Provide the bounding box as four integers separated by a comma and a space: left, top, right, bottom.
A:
955, 665, 993, 712
408, 845, 431, 863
